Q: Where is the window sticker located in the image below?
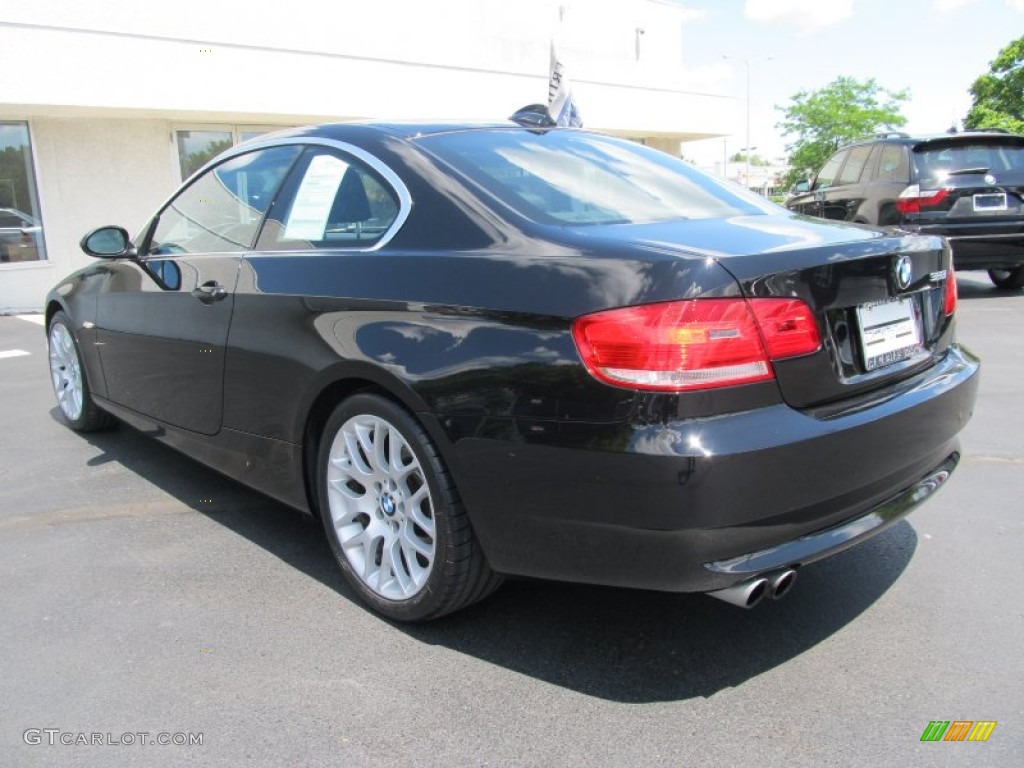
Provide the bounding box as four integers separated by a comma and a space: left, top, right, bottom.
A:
284, 154, 348, 240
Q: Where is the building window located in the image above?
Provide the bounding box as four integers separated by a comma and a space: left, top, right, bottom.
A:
174, 126, 284, 181
0, 122, 46, 263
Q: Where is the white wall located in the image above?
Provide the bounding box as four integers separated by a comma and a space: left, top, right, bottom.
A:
0, 0, 731, 135
0, 0, 733, 310
0, 119, 173, 312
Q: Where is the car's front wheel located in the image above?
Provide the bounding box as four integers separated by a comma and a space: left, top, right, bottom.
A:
988, 267, 1024, 290
317, 393, 501, 621
48, 311, 116, 432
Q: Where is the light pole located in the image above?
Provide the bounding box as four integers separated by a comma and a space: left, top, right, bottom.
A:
739, 145, 757, 187
723, 55, 773, 191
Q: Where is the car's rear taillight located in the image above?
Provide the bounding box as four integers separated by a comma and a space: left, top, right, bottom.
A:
572, 298, 820, 392
944, 266, 957, 316
748, 299, 821, 359
895, 184, 951, 214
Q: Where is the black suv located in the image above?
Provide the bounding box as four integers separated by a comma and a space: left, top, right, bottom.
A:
786, 130, 1024, 289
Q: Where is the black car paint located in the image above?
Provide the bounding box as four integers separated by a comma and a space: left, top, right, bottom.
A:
47, 123, 979, 595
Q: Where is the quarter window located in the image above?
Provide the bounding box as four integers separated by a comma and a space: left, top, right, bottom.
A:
150, 145, 301, 255
876, 145, 910, 182
258, 148, 400, 250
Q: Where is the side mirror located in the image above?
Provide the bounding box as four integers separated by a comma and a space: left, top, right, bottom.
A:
80, 226, 137, 259
792, 179, 810, 195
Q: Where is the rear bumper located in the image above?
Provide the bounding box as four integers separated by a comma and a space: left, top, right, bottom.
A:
912, 224, 1024, 269
446, 345, 980, 593
703, 452, 958, 576
948, 235, 1024, 270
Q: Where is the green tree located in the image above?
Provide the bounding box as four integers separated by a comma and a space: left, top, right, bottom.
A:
729, 151, 769, 166
776, 76, 909, 187
965, 35, 1024, 133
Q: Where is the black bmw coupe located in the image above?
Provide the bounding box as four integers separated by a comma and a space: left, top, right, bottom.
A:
45, 116, 979, 621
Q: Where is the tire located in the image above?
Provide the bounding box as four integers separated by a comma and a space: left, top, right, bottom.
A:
988, 267, 1024, 290
316, 393, 502, 621
47, 311, 117, 432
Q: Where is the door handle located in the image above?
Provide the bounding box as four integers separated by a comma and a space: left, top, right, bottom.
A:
191, 280, 228, 304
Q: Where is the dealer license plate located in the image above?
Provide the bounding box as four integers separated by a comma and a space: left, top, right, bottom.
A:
973, 192, 1007, 212
856, 297, 922, 371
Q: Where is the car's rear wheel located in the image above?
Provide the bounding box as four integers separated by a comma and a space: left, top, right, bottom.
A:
988, 267, 1024, 290
317, 393, 501, 621
47, 311, 117, 432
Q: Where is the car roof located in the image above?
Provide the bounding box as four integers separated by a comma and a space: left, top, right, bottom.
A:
247, 120, 563, 145
839, 130, 1024, 152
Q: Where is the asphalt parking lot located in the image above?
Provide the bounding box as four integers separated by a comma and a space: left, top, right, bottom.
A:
1, 273, 1021, 768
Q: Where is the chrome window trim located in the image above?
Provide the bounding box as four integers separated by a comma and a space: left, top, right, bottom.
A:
150, 136, 412, 255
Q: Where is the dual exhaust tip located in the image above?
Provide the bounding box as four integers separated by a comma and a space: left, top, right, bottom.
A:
706, 568, 798, 609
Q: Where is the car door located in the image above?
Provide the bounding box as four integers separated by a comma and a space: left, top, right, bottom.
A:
221, 144, 406, 442
820, 144, 874, 221
798, 149, 848, 219
868, 143, 912, 225
95, 145, 301, 435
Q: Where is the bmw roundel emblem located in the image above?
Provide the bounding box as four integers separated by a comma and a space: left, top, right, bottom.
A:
984, 173, 996, 185
895, 255, 913, 290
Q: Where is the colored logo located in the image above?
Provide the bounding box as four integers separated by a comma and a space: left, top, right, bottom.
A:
920, 721, 997, 742
895, 254, 913, 290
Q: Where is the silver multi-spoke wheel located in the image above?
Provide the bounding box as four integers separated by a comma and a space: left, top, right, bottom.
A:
49, 322, 84, 422
318, 394, 501, 620
326, 413, 436, 600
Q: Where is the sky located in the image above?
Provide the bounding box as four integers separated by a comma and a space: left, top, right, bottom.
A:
674, 0, 1024, 165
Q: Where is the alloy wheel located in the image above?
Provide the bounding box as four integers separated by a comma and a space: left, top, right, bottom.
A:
325, 414, 436, 599
49, 323, 84, 422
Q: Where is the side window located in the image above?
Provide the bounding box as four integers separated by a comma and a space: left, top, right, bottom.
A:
813, 150, 848, 190
876, 144, 910, 182
837, 145, 873, 185
258, 148, 400, 250
149, 145, 301, 255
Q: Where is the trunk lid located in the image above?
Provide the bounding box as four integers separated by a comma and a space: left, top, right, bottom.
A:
575, 214, 956, 409
912, 135, 1024, 228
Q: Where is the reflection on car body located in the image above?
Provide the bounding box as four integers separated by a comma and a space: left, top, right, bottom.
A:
45, 114, 978, 621
0, 207, 43, 262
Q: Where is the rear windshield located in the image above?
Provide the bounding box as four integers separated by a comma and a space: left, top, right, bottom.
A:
914, 139, 1024, 181
417, 130, 772, 225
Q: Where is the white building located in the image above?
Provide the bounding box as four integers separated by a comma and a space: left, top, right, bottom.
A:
0, 0, 733, 311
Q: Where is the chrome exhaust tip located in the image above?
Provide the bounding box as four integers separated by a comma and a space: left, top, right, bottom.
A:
767, 568, 797, 600
706, 576, 769, 609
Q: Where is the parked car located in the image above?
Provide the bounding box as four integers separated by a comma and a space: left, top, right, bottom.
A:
0, 207, 43, 262
45, 115, 979, 621
786, 130, 1024, 289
